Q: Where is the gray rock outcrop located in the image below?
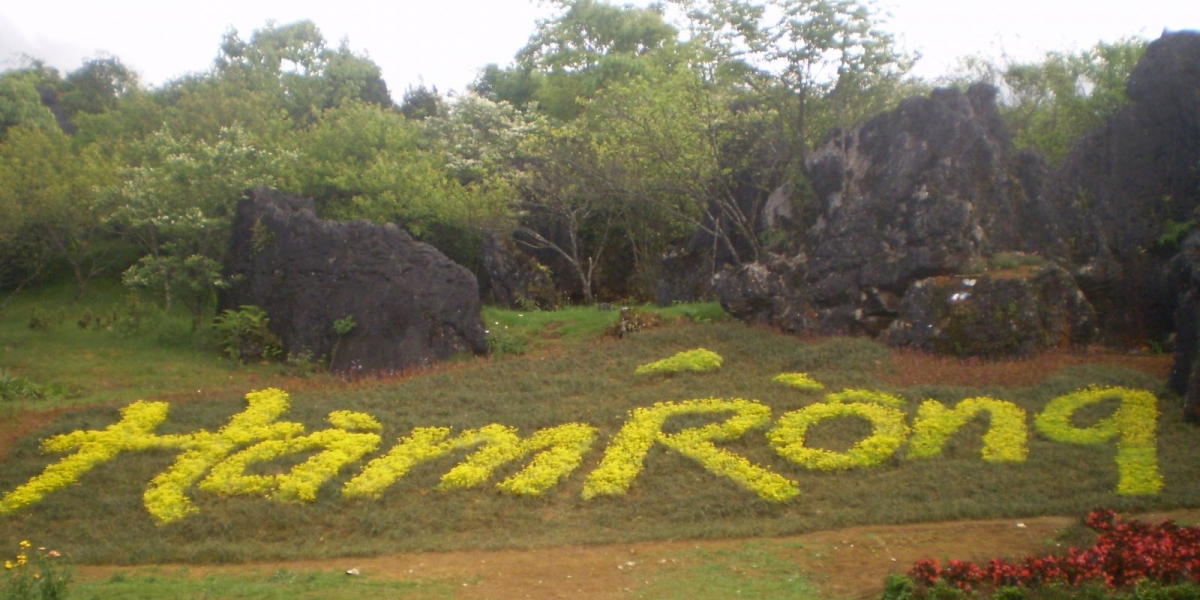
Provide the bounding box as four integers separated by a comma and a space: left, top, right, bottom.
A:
1046, 31, 1200, 344
714, 31, 1200, 358
716, 83, 1069, 352
883, 264, 1097, 358
219, 188, 488, 373
1168, 231, 1200, 422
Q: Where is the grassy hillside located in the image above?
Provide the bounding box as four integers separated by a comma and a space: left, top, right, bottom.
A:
0, 284, 1193, 569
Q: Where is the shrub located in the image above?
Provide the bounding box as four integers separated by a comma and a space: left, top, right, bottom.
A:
211, 305, 282, 363
0, 370, 66, 403
902, 510, 1200, 594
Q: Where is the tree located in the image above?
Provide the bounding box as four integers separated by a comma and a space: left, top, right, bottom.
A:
215, 21, 392, 125
421, 92, 540, 186
288, 100, 508, 268
399, 84, 443, 120
111, 125, 289, 327
0, 69, 59, 138
515, 126, 617, 304
674, 0, 912, 165
482, 0, 680, 120
949, 39, 1147, 164
59, 56, 139, 119
0, 125, 120, 299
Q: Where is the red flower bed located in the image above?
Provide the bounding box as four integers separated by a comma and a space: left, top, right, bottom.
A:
909, 510, 1200, 591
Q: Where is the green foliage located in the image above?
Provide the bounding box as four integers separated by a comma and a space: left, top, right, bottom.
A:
950, 38, 1147, 165
882, 574, 918, 600
289, 100, 506, 270
1154, 219, 1195, 252
250, 217, 276, 255
512, 0, 679, 120
0, 123, 121, 298
59, 55, 138, 119
484, 325, 530, 357
332, 315, 357, 337
0, 69, 59, 137
0, 370, 66, 403
111, 124, 287, 324
211, 305, 283, 363
215, 20, 392, 124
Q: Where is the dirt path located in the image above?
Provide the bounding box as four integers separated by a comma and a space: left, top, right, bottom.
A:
73, 509, 1200, 599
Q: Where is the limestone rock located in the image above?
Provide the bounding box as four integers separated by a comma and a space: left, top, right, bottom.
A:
1167, 231, 1200, 423
882, 264, 1097, 358
1047, 31, 1200, 343
219, 188, 488, 373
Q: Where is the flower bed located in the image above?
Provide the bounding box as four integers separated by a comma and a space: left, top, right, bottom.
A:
903, 509, 1200, 592
771, 372, 824, 391
583, 398, 798, 501
1033, 386, 1162, 495
909, 397, 1028, 462
0, 369, 1168, 525
344, 422, 597, 499
768, 390, 911, 471
634, 348, 722, 375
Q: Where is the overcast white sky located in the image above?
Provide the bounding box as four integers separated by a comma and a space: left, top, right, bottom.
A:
1, 1, 1196, 96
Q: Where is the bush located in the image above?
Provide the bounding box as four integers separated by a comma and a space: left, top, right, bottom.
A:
897, 510, 1200, 597
211, 305, 282, 363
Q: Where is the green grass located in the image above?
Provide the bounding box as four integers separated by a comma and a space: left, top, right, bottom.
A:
482, 302, 727, 355
0, 283, 1196, 581
636, 543, 821, 599
1, 318, 1193, 565
0, 280, 316, 406
72, 568, 455, 599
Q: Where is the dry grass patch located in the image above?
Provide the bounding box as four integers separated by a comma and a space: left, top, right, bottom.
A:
885, 348, 1171, 389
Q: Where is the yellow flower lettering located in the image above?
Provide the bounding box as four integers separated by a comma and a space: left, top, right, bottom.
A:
343, 422, 596, 499
909, 397, 1028, 462
143, 388, 306, 523
583, 398, 798, 502
0, 401, 186, 516
201, 409, 381, 503
1034, 386, 1162, 495
769, 393, 910, 471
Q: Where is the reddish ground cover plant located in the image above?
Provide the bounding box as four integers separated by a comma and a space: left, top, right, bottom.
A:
908, 510, 1200, 591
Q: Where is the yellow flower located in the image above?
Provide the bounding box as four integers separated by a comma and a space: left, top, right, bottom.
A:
634, 349, 723, 375
18, 541, 29, 549
772, 373, 825, 391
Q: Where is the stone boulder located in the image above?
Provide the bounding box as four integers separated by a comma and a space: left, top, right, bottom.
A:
1046, 31, 1200, 343
882, 264, 1097, 358
802, 83, 1053, 315
1167, 231, 1200, 423
716, 83, 1060, 346
712, 256, 816, 333
219, 188, 488, 373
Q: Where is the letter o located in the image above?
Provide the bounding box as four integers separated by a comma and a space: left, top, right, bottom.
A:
769, 402, 910, 471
